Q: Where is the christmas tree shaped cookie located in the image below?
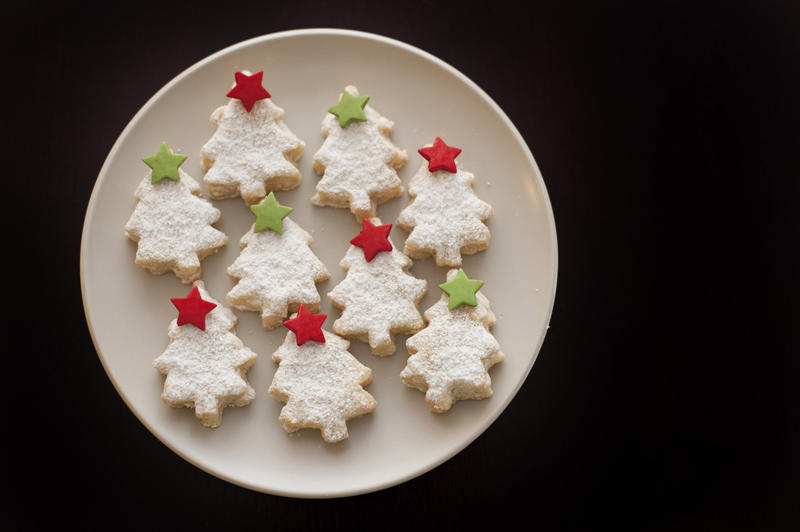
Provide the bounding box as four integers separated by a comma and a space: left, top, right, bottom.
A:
153, 281, 258, 427
401, 269, 504, 413
124, 142, 227, 283
269, 305, 377, 443
311, 85, 408, 222
200, 70, 305, 205
396, 138, 493, 266
328, 218, 427, 356
226, 193, 330, 329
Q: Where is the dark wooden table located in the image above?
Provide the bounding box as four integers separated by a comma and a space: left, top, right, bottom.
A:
7, 2, 797, 529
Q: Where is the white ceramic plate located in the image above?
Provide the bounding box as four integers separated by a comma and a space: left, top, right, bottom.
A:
80, 28, 557, 498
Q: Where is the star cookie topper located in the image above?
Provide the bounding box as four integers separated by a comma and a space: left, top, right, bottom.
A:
418, 137, 462, 173
142, 142, 187, 184
250, 192, 293, 234
328, 91, 370, 128
283, 304, 327, 346
350, 219, 392, 262
226, 71, 271, 112
170, 286, 217, 331
439, 269, 484, 310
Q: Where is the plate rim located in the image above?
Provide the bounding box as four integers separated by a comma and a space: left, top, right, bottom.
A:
79, 27, 559, 498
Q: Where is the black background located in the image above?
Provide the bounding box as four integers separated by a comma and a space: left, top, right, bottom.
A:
6, 1, 798, 530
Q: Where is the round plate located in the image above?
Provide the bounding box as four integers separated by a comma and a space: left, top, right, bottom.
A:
80, 28, 557, 498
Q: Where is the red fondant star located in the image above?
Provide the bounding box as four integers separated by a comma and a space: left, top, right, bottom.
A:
283, 304, 327, 346
170, 286, 217, 331
226, 71, 271, 112
350, 219, 393, 262
418, 137, 462, 173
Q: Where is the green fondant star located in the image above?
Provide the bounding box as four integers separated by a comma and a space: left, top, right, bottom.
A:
142, 142, 188, 184
328, 91, 369, 128
250, 192, 293, 234
439, 269, 484, 310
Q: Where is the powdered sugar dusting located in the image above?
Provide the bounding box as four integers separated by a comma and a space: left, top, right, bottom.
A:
396, 159, 493, 266
152, 281, 258, 427
312, 85, 408, 221
226, 217, 330, 329
124, 169, 227, 283
269, 327, 377, 443
401, 269, 504, 413
328, 218, 427, 356
201, 94, 304, 205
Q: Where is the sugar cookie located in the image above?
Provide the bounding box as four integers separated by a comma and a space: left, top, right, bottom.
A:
124, 142, 227, 284
396, 138, 492, 266
226, 194, 330, 329
200, 70, 304, 205
328, 217, 427, 356
269, 305, 377, 443
153, 281, 257, 427
401, 268, 504, 413
311, 85, 408, 222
